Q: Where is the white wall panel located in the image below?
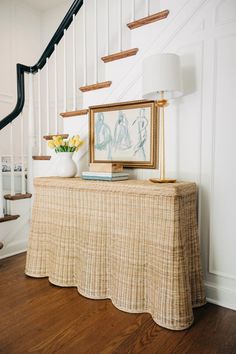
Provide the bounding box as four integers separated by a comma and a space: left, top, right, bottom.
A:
209, 33, 236, 280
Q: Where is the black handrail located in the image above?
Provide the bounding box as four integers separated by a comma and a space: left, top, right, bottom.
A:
0, 0, 83, 131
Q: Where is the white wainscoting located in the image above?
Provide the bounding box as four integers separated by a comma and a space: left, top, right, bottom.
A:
65, 0, 236, 309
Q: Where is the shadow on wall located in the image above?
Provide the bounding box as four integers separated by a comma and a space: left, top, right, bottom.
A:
181, 54, 197, 96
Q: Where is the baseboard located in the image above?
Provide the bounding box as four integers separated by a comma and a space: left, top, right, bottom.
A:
0, 240, 27, 259
205, 281, 236, 311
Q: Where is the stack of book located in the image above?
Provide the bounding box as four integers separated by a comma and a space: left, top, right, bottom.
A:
82, 163, 129, 181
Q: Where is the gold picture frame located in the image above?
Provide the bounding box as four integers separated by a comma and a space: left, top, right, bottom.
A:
89, 100, 158, 169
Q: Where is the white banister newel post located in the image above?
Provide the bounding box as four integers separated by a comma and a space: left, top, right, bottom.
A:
20, 112, 26, 195
27, 73, 35, 194
0, 155, 4, 218
10, 122, 15, 196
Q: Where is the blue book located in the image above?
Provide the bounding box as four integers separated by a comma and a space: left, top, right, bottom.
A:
82, 171, 129, 178
82, 175, 129, 181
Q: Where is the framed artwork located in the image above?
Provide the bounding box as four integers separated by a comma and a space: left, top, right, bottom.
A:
89, 100, 158, 169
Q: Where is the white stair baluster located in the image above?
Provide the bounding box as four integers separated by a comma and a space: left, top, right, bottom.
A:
118, 0, 122, 52
106, 0, 109, 56
94, 0, 98, 83
0, 155, 4, 218
54, 44, 58, 133
83, 3, 87, 86
10, 122, 15, 196
37, 70, 42, 155
63, 29, 67, 112
72, 14, 76, 110
46, 57, 50, 134
146, 0, 150, 16
132, 0, 135, 22
27, 73, 34, 194
21, 112, 26, 195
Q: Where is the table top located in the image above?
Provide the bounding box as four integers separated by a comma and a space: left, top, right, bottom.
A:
33, 177, 196, 197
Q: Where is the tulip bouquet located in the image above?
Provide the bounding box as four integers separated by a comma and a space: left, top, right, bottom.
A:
48, 135, 84, 153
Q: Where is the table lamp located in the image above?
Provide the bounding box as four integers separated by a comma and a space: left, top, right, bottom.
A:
142, 53, 183, 183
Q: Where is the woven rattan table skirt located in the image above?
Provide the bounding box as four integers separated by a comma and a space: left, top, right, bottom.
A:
25, 177, 206, 330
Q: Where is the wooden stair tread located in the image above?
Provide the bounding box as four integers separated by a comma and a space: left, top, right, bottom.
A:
32, 156, 51, 161
43, 134, 69, 140
80, 81, 112, 92
127, 10, 169, 30
101, 48, 139, 63
0, 214, 20, 223
60, 109, 89, 118
4, 193, 32, 201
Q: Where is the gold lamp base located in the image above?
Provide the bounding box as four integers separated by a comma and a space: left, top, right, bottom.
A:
149, 178, 176, 183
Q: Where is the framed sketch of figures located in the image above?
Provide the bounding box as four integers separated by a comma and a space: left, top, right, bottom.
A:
89, 100, 158, 169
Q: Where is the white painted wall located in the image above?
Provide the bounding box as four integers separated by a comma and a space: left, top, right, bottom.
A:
0, 0, 41, 156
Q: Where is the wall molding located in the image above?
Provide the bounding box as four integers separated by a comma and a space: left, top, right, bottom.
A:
205, 281, 236, 310
0, 240, 27, 260
208, 29, 236, 280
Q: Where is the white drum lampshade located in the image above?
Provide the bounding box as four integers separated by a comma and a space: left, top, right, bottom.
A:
142, 53, 183, 183
142, 53, 183, 100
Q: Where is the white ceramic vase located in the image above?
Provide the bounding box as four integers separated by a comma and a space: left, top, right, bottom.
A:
56, 152, 77, 177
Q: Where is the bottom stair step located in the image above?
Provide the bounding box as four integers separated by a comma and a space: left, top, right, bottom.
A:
0, 215, 20, 223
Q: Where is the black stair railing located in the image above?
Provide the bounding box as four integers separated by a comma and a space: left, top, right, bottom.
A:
0, 0, 83, 131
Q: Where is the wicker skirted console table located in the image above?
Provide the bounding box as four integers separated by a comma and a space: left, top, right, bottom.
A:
25, 177, 206, 330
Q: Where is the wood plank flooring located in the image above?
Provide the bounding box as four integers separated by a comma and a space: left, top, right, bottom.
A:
0, 253, 236, 354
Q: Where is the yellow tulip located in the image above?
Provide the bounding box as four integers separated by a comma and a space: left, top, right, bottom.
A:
52, 136, 65, 147
48, 140, 55, 149
52, 135, 62, 141
73, 135, 83, 147
69, 138, 75, 147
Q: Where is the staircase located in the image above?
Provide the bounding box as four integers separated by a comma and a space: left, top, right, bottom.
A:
0, 0, 201, 258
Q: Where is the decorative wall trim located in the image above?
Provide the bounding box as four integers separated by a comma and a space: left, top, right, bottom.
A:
0, 241, 27, 260
205, 281, 236, 310
209, 32, 236, 281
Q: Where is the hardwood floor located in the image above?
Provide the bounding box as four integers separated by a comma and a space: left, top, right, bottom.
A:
0, 253, 236, 354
